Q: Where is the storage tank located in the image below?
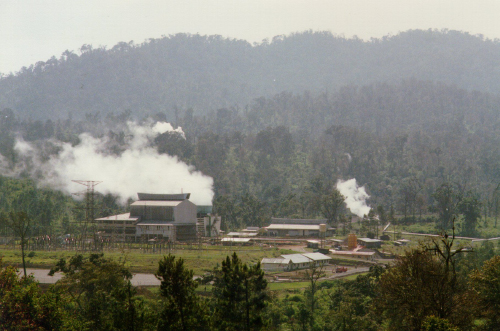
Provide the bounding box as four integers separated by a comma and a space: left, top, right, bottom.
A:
319, 224, 327, 233
348, 233, 357, 250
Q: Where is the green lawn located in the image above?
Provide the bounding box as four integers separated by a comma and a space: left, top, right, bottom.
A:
0, 245, 300, 274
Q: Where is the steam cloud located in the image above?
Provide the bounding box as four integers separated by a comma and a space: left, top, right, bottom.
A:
11, 122, 213, 206
336, 178, 371, 217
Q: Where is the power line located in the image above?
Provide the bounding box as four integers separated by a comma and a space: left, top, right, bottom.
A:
72, 180, 102, 251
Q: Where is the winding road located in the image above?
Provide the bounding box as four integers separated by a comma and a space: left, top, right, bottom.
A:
19, 268, 161, 286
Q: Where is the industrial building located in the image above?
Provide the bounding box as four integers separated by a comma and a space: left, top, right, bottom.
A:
97, 193, 213, 242
196, 205, 221, 238
265, 218, 334, 237
357, 237, 383, 248
261, 252, 332, 271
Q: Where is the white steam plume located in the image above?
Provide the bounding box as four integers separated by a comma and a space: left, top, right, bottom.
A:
14, 122, 213, 206
336, 178, 371, 217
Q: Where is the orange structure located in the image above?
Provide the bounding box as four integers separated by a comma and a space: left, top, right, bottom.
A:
347, 233, 357, 250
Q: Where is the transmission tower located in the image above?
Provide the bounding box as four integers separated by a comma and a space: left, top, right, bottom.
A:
72, 180, 102, 251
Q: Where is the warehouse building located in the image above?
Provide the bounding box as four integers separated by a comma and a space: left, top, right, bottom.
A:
261, 252, 332, 271
264, 218, 334, 237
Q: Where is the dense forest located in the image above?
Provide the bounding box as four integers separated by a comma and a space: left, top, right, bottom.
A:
1, 240, 500, 330
2, 29, 500, 120
1, 29, 500, 237
1, 28, 500, 330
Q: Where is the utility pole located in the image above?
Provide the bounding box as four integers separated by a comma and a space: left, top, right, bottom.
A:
72, 180, 102, 251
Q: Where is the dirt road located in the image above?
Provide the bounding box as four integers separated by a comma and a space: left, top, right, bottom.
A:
19, 268, 161, 286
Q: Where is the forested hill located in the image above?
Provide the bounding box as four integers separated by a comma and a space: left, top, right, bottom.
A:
1, 29, 500, 120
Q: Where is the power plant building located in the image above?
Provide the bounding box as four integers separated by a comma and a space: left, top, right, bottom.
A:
96, 193, 200, 242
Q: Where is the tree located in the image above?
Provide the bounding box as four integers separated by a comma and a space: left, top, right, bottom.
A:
421, 316, 460, 331
0, 258, 66, 330
212, 252, 268, 331
398, 177, 422, 221
304, 259, 326, 327
213, 195, 239, 231
491, 183, 500, 228
469, 255, 500, 329
457, 191, 481, 236
4, 211, 31, 278
375, 228, 473, 330
325, 266, 383, 331
432, 183, 458, 229
155, 254, 207, 331
49, 254, 144, 331
320, 189, 345, 226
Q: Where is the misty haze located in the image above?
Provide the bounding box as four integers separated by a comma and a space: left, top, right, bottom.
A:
1, 6, 500, 329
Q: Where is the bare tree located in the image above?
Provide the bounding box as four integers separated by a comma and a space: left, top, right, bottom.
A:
304, 260, 326, 326
6, 211, 31, 278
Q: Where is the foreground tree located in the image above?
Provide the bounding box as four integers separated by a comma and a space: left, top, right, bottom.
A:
212, 252, 268, 331
469, 255, 500, 329
304, 260, 326, 326
325, 265, 383, 331
4, 211, 31, 278
0, 259, 65, 330
155, 254, 208, 331
49, 254, 150, 331
375, 228, 474, 330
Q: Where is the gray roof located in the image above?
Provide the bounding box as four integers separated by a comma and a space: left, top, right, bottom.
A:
266, 224, 320, 230
227, 232, 258, 237
358, 238, 383, 243
281, 254, 312, 264
302, 252, 332, 261
137, 193, 190, 201
261, 258, 291, 264
131, 200, 182, 207
271, 218, 327, 225
136, 221, 174, 226
95, 213, 139, 222
221, 238, 251, 242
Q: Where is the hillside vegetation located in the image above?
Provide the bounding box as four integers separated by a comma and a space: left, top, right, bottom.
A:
1, 29, 500, 120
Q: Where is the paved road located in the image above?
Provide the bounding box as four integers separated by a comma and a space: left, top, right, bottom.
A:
22, 266, 370, 287
19, 268, 161, 286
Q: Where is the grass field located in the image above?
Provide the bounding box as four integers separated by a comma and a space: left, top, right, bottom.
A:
0, 245, 300, 274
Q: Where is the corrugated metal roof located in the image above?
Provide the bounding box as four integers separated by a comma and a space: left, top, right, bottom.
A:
329, 250, 375, 256
136, 221, 174, 226
95, 213, 139, 221
266, 224, 320, 230
227, 232, 258, 237
138, 193, 190, 201
131, 200, 182, 207
271, 218, 327, 225
261, 258, 290, 264
281, 254, 312, 264
358, 238, 383, 243
302, 252, 332, 261
221, 238, 251, 242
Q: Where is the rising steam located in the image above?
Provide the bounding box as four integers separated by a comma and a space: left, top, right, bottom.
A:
336, 178, 371, 217
11, 122, 213, 205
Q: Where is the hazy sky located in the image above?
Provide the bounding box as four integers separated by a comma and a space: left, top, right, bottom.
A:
1, 0, 499, 74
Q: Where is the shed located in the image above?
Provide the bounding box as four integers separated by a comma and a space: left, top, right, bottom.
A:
281, 254, 312, 270
357, 238, 383, 248
301, 252, 332, 266
306, 240, 320, 249
261, 258, 291, 271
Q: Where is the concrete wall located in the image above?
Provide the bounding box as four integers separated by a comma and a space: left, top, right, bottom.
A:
174, 200, 197, 224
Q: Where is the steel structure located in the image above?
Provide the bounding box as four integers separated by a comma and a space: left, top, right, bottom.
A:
72, 180, 102, 250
